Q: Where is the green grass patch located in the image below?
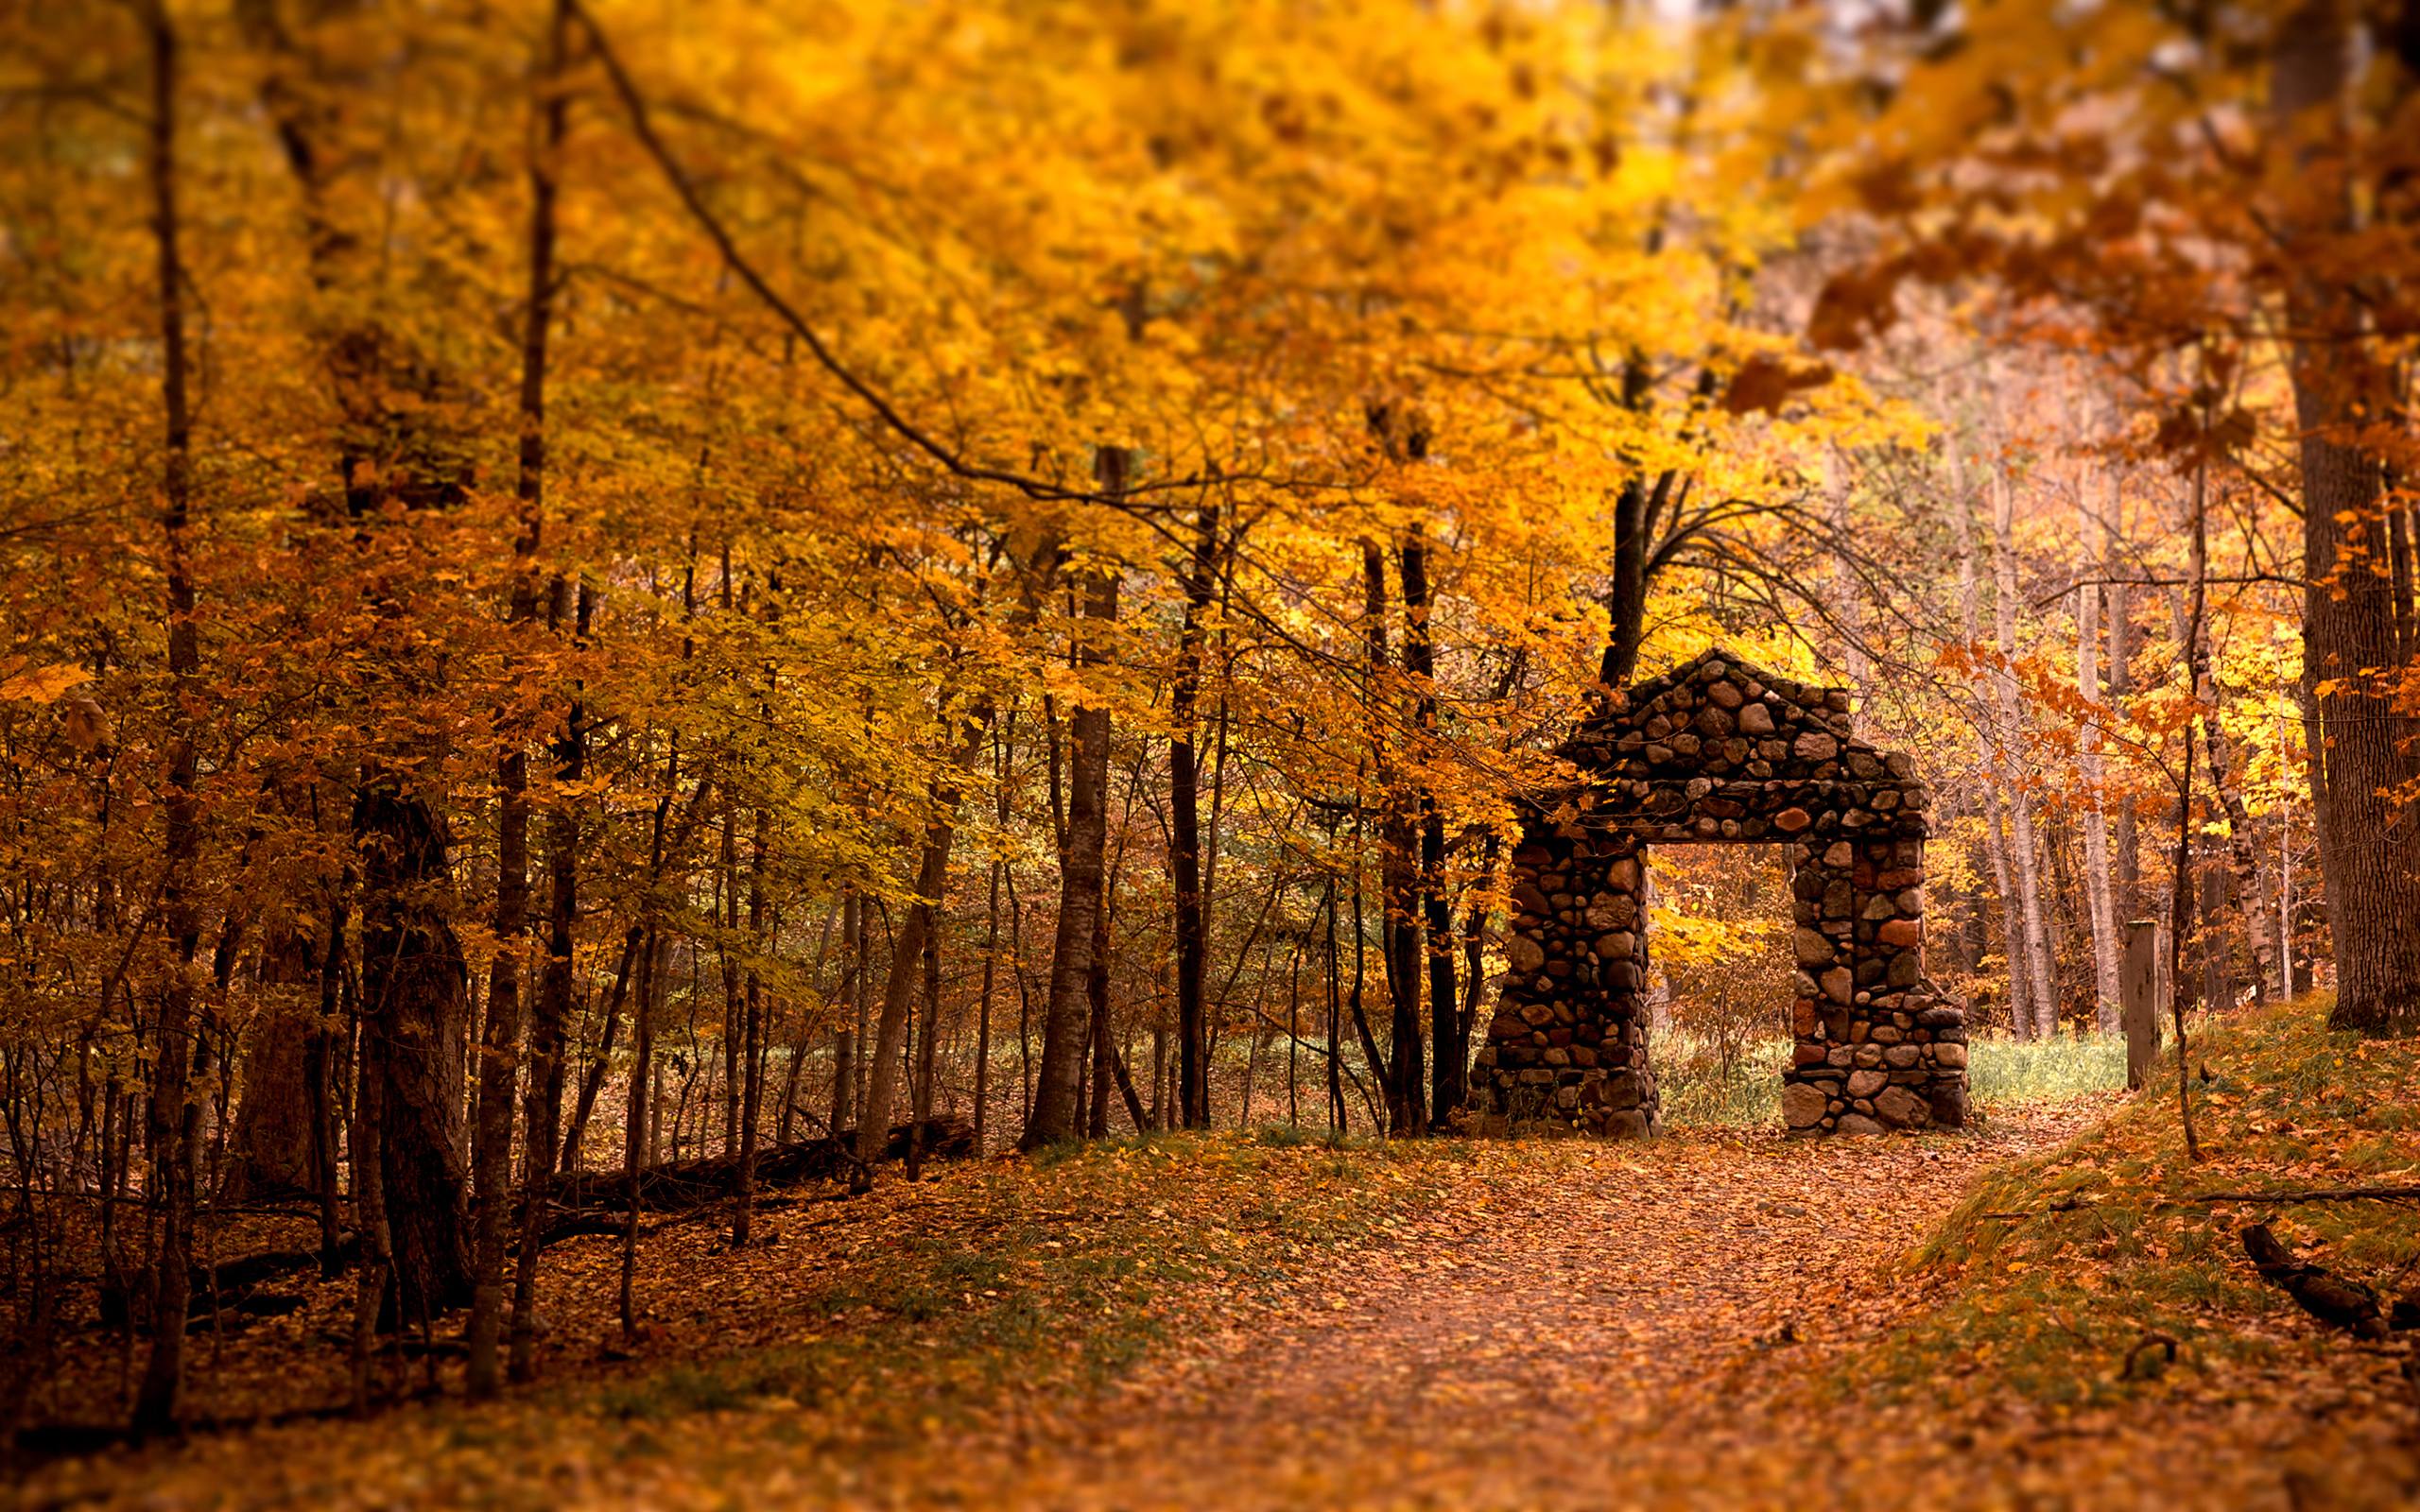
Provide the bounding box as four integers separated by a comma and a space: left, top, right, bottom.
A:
1966, 1031, 2127, 1106
1857, 997, 2420, 1407
1656, 1029, 2124, 1128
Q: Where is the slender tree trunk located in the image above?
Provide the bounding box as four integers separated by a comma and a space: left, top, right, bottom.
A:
859, 711, 991, 1165
976, 856, 1000, 1153
2078, 559, 2122, 1033
562, 920, 637, 1174
307, 907, 347, 1279
733, 807, 769, 1244
907, 917, 942, 1179
1361, 543, 1425, 1134
1085, 888, 1115, 1139
832, 892, 858, 1132
2169, 425, 2214, 1162
1401, 526, 1462, 1122
1323, 874, 1345, 1136
468, 1, 565, 1395
2198, 688, 2282, 1005
1170, 500, 1219, 1129
1025, 449, 1127, 1148
619, 924, 662, 1341
1009, 866, 1033, 1124
721, 811, 742, 1158
134, 2, 202, 1433
2107, 553, 2140, 923
347, 1049, 394, 1418
1950, 434, 2039, 1037
510, 576, 587, 1380
1988, 466, 2061, 1037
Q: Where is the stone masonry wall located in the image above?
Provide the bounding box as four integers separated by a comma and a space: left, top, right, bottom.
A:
1468, 650, 1968, 1139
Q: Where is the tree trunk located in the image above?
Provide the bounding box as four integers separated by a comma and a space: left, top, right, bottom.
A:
1085, 887, 1115, 1139
2273, 6, 2420, 1036
354, 781, 475, 1325
1949, 431, 2040, 1037
1400, 526, 1463, 1123
133, 0, 201, 1434
907, 915, 942, 1180
510, 576, 586, 1381
2078, 523, 2122, 1032
733, 807, 769, 1244
1169, 500, 1219, 1129
2107, 515, 2141, 921
1024, 449, 1127, 1148
468, 3, 564, 1394
307, 909, 347, 1279
976, 854, 1000, 1153
831, 891, 858, 1134
860, 712, 991, 1164
222, 930, 321, 1203
619, 925, 662, 1341
1361, 542, 1426, 1135
1988, 466, 2062, 1038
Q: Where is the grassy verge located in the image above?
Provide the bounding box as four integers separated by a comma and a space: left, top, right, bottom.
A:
1657, 1029, 2124, 1128
23, 1131, 1462, 1508
1858, 996, 2420, 1407
586, 1129, 1445, 1430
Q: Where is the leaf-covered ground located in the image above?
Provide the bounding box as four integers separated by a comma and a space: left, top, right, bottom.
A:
23, 1005, 2420, 1510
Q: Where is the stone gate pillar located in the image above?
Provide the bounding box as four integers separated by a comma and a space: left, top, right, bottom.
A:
1781, 833, 1967, 1134
1472, 819, 1656, 1137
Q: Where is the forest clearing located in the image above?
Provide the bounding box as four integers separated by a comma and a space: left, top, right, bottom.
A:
8, 0, 2420, 1506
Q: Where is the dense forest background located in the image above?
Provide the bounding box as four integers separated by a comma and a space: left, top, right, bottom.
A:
5, 0, 2418, 1444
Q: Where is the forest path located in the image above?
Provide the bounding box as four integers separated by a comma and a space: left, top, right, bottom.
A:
984, 1105, 2099, 1511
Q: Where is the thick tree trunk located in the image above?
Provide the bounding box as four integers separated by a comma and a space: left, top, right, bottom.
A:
2273, 10, 2420, 1036
354, 782, 475, 1324
222, 931, 322, 1203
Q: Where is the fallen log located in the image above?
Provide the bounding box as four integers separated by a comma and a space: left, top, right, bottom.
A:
2241, 1222, 2389, 1341
2180, 1185, 2420, 1206
95, 1121, 977, 1335
544, 1117, 974, 1217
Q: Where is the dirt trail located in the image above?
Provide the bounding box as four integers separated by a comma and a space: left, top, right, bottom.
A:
964, 1107, 2099, 1511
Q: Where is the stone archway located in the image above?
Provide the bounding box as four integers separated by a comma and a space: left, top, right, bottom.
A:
1469, 649, 1969, 1138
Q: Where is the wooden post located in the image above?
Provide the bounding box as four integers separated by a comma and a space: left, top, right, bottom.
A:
2122, 918, 2161, 1091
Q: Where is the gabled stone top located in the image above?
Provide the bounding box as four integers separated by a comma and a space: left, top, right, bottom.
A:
1562, 646, 1919, 791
